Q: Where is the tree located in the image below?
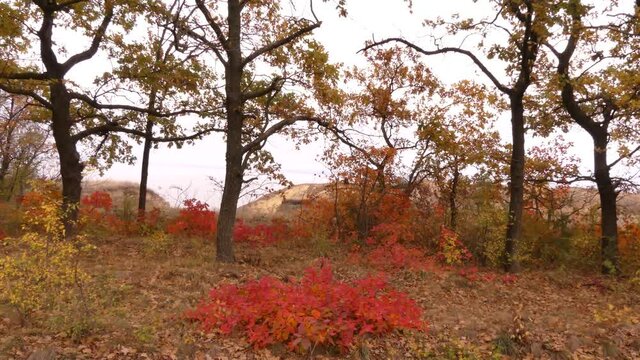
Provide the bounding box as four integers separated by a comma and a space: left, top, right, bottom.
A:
544, 0, 640, 274
365, 0, 559, 272
178, 0, 341, 262
0, 0, 196, 236
326, 47, 502, 237
0, 92, 53, 200
105, 1, 220, 217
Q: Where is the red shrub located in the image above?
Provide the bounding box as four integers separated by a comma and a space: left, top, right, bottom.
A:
166, 199, 217, 238
186, 261, 427, 352
81, 191, 113, 213
233, 219, 289, 246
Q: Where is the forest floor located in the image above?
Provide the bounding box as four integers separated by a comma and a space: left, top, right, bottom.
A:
1, 235, 640, 360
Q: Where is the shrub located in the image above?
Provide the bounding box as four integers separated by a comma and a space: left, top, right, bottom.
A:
166, 199, 217, 238
187, 261, 427, 353
233, 219, 289, 247
142, 230, 173, 256
0, 184, 93, 316
437, 226, 473, 265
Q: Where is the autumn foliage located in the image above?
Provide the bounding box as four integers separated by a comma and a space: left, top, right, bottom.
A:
233, 218, 289, 246
187, 261, 427, 352
166, 199, 217, 238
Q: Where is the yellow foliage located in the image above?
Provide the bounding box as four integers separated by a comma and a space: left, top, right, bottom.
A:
0, 183, 93, 316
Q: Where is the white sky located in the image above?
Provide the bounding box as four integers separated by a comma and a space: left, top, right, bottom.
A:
90, 0, 603, 207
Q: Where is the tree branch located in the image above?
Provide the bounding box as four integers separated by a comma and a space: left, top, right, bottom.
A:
69, 92, 202, 117
241, 115, 321, 154
242, 22, 321, 68
0, 83, 52, 109
362, 38, 512, 95
194, 0, 229, 51
72, 123, 224, 143
242, 76, 283, 101
61, 2, 114, 73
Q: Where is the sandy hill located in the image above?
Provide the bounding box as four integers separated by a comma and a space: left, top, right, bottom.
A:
237, 183, 331, 221
82, 180, 170, 210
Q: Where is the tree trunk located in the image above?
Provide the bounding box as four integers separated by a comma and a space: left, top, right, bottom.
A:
448, 163, 460, 231
215, 152, 243, 262
215, 0, 243, 263
50, 81, 83, 238
503, 95, 526, 273
137, 119, 154, 218
593, 137, 619, 274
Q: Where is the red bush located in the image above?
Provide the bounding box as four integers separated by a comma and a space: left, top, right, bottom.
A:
233, 219, 289, 246
166, 199, 217, 237
81, 191, 113, 213
186, 261, 427, 352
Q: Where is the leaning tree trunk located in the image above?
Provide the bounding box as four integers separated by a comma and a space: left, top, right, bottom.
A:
137, 119, 154, 218
593, 137, 619, 274
50, 81, 83, 238
503, 95, 526, 273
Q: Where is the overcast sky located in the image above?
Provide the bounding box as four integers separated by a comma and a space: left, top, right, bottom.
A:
89, 0, 600, 206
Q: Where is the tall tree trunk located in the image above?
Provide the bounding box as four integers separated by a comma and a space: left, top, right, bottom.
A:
593, 137, 619, 274
503, 95, 526, 273
50, 81, 83, 238
215, 0, 243, 262
137, 119, 154, 218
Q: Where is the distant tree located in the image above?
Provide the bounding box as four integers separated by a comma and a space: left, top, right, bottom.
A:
0, 92, 53, 200
329, 47, 502, 233
178, 0, 342, 262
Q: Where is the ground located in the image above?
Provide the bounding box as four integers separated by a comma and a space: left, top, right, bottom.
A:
1, 235, 639, 360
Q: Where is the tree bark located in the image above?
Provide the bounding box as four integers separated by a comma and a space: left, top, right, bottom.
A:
137, 119, 154, 217
215, 0, 243, 262
593, 137, 619, 274
448, 162, 460, 231
503, 95, 526, 273
50, 81, 83, 238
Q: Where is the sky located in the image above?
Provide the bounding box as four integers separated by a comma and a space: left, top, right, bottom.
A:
87, 0, 600, 207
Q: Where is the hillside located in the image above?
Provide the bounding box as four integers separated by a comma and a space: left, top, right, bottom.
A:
82, 180, 170, 210
238, 183, 640, 221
